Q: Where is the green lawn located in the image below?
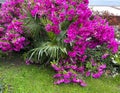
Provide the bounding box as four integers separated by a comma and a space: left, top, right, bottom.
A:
0, 59, 120, 93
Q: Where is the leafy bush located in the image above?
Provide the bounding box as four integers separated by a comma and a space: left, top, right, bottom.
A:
0, 0, 119, 86
92, 10, 120, 73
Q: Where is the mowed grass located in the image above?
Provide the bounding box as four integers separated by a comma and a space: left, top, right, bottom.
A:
0, 59, 120, 93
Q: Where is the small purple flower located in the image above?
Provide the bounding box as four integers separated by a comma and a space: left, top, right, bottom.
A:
71, 65, 77, 70
68, 51, 77, 57
51, 64, 61, 71
86, 71, 91, 77
64, 79, 71, 84
92, 71, 103, 78
80, 82, 87, 87
77, 66, 85, 74
99, 64, 106, 70
63, 73, 70, 79
72, 73, 77, 78
45, 24, 51, 32
59, 12, 65, 22
68, 71, 73, 76
31, 8, 38, 17
91, 58, 97, 66
81, 55, 87, 62
72, 78, 81, 83
54, 79, 64, 85
102, 53, 109, 59
53, 73, 62, 78
64, 65, 70, 69
0, 27, 4, 32
25, 60, 31, 65
98, 64, 106, 72
51, 25, 60, 35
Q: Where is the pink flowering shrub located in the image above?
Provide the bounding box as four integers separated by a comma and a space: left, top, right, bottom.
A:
0, 0, 27, 52
0, 0, 119, 86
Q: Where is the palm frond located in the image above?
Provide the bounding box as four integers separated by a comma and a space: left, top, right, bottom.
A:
27, 41, 67, 64
23, 12, 48, 47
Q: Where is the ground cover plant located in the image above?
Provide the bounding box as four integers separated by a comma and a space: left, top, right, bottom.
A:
0, 0, 119, 87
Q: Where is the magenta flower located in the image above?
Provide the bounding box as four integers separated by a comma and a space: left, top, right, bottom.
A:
102, 53, 109, 59
92, 71, 103, 79
0, 27, 4, 32
86, 71, 91, 77
59, 12, 66, 22
98, 64, 106, 72
71, 65, 77, 70
51, 25, 60, 35
64, 79, 71, 84
45, 24, 52, 32
51, 64, 61, 71
54, 79, 64, 85
63, 73, 70, 79
25, 60, 31, 65
53, 73, 62, 78
99, 64, 106, 69
64, 65, 71, 69
80, 82, 87, 87
77, 66, 85, 74
68, 51, 77, 57
72, 78, 82, 83
91, 58, 97, 66
81, 55, 87, 62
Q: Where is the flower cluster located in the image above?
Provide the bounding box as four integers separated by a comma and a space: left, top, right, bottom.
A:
92, 64, 106, 78
0, 0, 24, 24
51, 59, 106, 86
0, 19, 26, 52
0, 0, 27, 52
29, 0, 90, 35
65, 16, 118, 59
51, 60, 87, 87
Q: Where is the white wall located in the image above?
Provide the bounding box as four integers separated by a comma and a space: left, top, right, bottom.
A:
89, 6, 120, 16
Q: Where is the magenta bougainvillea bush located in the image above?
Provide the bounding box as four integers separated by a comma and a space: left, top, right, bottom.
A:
0, 0, 27, 52
0, 0, 119, 86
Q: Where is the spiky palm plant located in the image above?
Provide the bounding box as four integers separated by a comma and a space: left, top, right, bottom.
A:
27, 32, 67, 64
23, 9, 68, 64
27, 41, 67, 64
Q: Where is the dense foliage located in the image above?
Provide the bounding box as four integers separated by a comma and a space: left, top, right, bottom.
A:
0, 0, 119, 86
